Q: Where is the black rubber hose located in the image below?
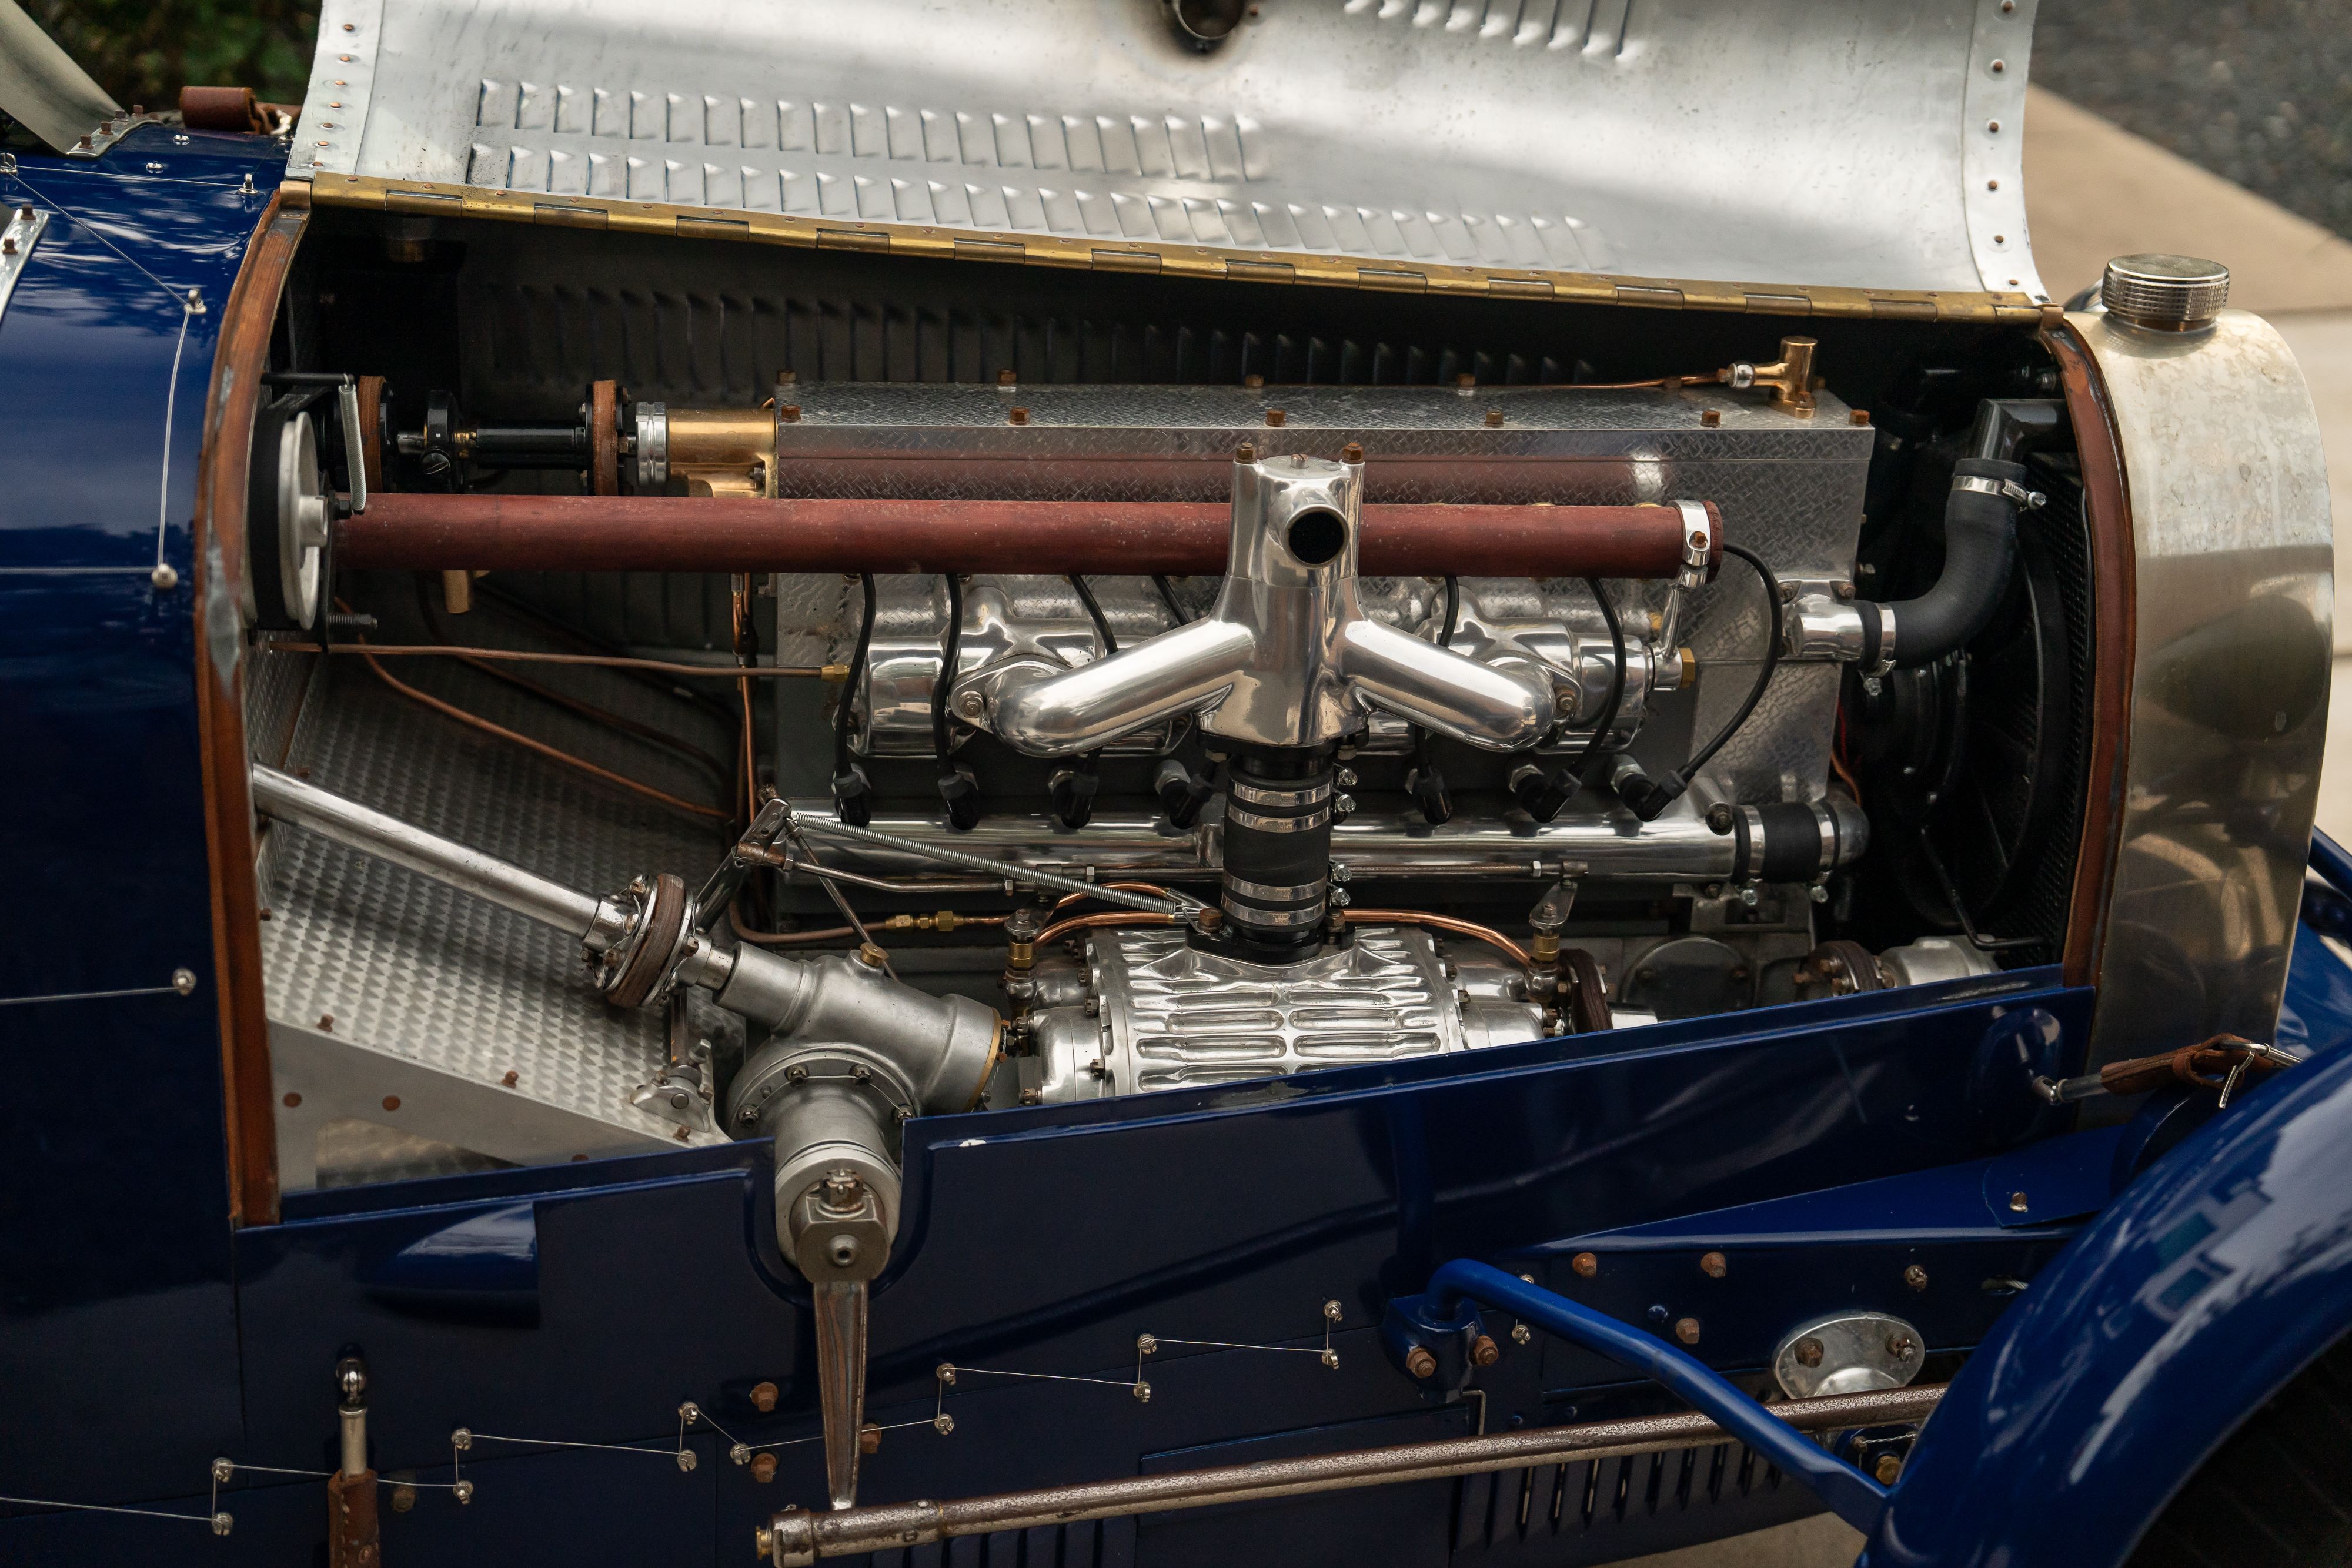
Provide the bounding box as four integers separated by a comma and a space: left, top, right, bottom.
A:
1873, 457, 2026, 668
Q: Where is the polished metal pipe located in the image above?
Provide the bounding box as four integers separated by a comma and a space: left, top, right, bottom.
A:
759, 1383, 1945, 1564
781, 797, 1746, 883
251, 764, 603, 937
790, 814, 1194, 913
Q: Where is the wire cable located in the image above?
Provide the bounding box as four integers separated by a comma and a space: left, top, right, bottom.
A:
1571, 577, 1627, 788
1151, 574, 1191, 626
933, 574, 964, 764
1675, 543, 1782, 785
836, 575, 876, 781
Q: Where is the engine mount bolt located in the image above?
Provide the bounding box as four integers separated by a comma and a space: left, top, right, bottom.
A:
751, 1453, 779, 1483
1470, 1335, 1501, 1367
1674, 1318, 1702, 1345
1404, 1346, 1437, 1380
751, 1380, 779, 1412
1571, 1252, 1598, 1279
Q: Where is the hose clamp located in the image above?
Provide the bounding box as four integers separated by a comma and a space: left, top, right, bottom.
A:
1951, 473, 2046, 510
1866, 603, 1896, 677
633, 400, 669, 487
1672, 500, 1713, 590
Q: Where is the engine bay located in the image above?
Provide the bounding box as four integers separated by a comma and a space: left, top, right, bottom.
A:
238, 207, 2096, 1208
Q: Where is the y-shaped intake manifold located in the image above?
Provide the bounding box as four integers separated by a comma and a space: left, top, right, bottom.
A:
983, 450, 1556, 755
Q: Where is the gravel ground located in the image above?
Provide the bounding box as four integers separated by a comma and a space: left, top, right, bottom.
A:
2035, 0, 2352, 240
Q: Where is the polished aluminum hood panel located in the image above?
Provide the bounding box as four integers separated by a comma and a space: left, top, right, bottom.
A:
294, 0, 2047, 315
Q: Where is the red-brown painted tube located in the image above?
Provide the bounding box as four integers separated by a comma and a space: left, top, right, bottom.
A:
336, 494, 1719, 579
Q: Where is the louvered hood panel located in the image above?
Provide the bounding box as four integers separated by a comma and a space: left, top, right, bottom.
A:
293, 0, 2049, 314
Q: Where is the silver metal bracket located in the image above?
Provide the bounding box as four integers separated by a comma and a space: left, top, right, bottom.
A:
0, 206, 49, 325
64, 111, 171, 159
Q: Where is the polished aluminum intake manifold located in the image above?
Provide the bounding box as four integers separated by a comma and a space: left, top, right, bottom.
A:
980, 452, 1558, 755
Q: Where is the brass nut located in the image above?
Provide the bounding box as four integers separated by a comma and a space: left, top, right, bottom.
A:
750, 1380, 778, 1413
1470, 1335, 1500, 1368
1875, 1453, 1903, 1485
1674, 1317, 1701, 1346
1264, 408, 1286, 427
1699, 1251, 1727, 1279
1571, 1252, 1598, 1279
1699, 409, 1721, 428
751, 1452, 779, 1484
859, 1423, 883, 1455
1404, 1346, 1437, 1380
1341, 442, 1363, 463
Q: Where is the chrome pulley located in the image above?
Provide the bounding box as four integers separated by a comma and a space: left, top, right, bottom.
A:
244, 399, 330, 630
246, 374, 370, 632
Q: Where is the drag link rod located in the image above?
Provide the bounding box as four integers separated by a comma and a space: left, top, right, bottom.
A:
757, 1383, 1942, 1563
251, 764, 604, 937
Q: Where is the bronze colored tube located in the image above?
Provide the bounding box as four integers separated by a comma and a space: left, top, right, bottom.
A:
334, 493, 1718, 579
758, 1383, 1944, 1564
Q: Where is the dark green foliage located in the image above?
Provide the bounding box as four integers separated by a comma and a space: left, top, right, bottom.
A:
29, 1, 319, 111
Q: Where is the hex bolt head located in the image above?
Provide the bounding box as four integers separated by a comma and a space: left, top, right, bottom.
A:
1512, 1322, 1532, 1346
1886, 1332, 1916, 1360
1794, 1337, 1825, 1368
1674, 1318, 1702, 1346
1470, 1334, 1501, 1367
1132, 1381, 1152, 1403
1875, 1454, 1903, 1485
453, 1480, 475, 1505
1404, 1346, 1438, 1380
1699, 1251, 1727, 1279
2009, 1191, 2029, 1213
1904, 1264, 1929, 1292
750, 1380, 779, 1413
751, 1453, 779, 1483
1571, 1252, 1599, 1279
859, 1423, 883, 1455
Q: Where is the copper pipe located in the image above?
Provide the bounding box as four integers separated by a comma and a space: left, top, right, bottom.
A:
262, 642, 834, 679
1051, 882, 1180, 915
1345, 910, 1531, 967
763, 1383, 1946, 1564
350, 638, 728, 823
1032, 911, 1177, 948
335, 493, 1717, 579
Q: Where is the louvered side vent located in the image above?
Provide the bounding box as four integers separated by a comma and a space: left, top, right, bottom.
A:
1451, 1442, 1823, 1562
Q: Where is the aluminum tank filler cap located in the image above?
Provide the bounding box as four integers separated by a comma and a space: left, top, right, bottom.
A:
2101, 254, 2230, 332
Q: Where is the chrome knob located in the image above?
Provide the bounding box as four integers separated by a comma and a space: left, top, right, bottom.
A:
2101, 253, 2230, 332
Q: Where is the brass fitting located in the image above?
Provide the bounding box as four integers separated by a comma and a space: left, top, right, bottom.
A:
1722, 336, 1819, 415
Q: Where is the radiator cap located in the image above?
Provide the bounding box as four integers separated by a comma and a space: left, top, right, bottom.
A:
2102, 253, 2230, 332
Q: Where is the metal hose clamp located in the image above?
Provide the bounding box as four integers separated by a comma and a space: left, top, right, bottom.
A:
1950, 473, 2046, 510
